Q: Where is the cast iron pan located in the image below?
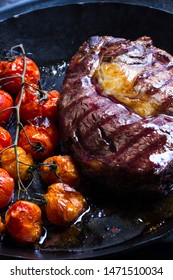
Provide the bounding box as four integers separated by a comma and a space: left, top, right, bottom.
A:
1, 2, 173, 259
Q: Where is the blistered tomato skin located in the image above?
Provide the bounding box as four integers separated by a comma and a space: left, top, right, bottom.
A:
0, 56, 40, 95
44, 183, 86, 226
18, 117, 59, 161
0, 126, 12, 153
15, 86, 60, 123
40, 155, 80, 186
0, 89, 13, 126
5, 200, 42, 243
1, 146, 34, 181
0, 168, 14, 209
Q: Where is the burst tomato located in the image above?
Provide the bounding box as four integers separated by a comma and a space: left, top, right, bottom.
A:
0, 56, 40, 95
0, 89, 13, 126
5, 200, 42, 243
0, 126, 12, 153
1, 146, 34, 181
44, 183, 86, 226
18, 117, 59, 161
15, 85, 60, 123
40, 155, 80, 186
0, 168, 14, 209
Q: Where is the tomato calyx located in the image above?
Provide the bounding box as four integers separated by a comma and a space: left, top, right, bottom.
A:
31, 142, 45, 153
39, 160, 61, 180
24, 83, 49, 104
38, 90, 49, 104
40, 160, 57, 171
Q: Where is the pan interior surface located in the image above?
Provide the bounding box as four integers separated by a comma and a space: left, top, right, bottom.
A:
0, 2, 173, 259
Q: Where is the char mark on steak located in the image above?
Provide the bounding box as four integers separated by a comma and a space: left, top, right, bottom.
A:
59, 36, 173, 196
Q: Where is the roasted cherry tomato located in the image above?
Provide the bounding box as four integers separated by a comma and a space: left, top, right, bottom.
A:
0, 89, 13, 126
0, 168, 14, 209
1, 146, 34, 181
40, 155, 80, 186
15, 85, 60, 123
0, 56, 40, 95
5, 200, 42, 243
44, 183, 86, 226
0, 216, 5, 234
0, 126, 12, 153
18, 117, 59, 161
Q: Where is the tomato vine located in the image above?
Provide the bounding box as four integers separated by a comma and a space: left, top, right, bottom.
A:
0, 44, 37, 200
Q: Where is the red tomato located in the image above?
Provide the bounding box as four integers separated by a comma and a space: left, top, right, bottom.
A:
0, 56, 40, 95
44, 183, 86, 226
0, 126, 12, 153
18, 117, 59, 161
0, 216, 5, 234
0, 89, 13, 126
1, 146, 34, 181
15, 85, 60, 123
0, 168, 14, 209
40, 155, 80, 186
5, 200, 42, 243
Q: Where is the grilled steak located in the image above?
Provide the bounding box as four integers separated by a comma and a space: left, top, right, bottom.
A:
59, 36, 173, 196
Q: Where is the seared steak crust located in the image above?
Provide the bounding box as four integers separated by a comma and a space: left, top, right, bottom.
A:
59, 36, 173, 195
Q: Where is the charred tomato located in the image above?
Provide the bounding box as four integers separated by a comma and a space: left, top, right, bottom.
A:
15, 85, 60, 123
0, 56, 40, 95
40, 155, 80, 186
5, 200, 42, 243
0, 168, 15, 209
0, 126, 12, 153
18, 117, 59, 161
44, 183, 86, 226
1, 146, 34, 181
0, 89, 13, 126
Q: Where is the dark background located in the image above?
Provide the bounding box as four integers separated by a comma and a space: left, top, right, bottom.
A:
0, 0, 173, 260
